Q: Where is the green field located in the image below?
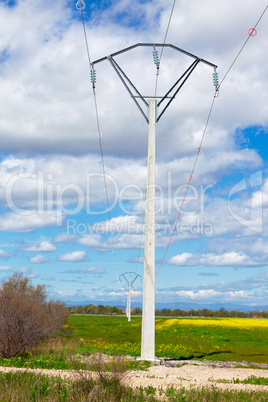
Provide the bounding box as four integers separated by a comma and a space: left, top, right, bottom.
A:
69, 315, 268, 363
0, 315, 267, 400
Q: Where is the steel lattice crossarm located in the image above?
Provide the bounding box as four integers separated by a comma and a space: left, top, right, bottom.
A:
119, 272, 141, 288
92, 43, 217, 123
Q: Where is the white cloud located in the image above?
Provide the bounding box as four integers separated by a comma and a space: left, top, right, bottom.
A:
200, 252, 248, 266
60, 267, 106, 275
54, 233, 76, 243
42, 276, 55, 281
0, 266, 12, 272
0, 0, 266, 162
169, 253, 193, 265
78, 233, 144, 251
0, 211, 64, 233
14, 267, 40, 278
22, 241, 56, 252
89, 215, 141, 234
30, 254, 49, 264
58, 250, 86, 262
176, 289, 251, 300
0, 0, 267, 306
252, 178, 268, 207
176, 289, 221, 299
80, 267, 105, 274
0, 249, 13, 258
77, 234, 103, 249
169, 251, 264, 267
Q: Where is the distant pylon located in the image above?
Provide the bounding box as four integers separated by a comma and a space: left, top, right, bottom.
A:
120, 272, 141, 322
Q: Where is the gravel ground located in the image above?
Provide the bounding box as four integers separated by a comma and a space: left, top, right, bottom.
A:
123, 360, 268, 392
0, 359, 267, 393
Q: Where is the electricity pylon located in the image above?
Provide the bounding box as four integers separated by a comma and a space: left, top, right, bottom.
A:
120, 272, 141, 322
93, 44, 217, 361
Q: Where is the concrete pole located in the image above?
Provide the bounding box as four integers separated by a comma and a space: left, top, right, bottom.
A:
141, 99, 156, 361
126, 290, 129, 320
128, 282, 131, 322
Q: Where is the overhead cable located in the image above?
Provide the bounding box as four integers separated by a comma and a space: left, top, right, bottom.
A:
76, 0, 119, 281
155, 0, 177, 95
157, 3, 268, 273
219, 4, 268, 88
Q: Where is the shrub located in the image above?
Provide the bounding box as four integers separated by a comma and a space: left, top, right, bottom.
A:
0, 272, 68, 358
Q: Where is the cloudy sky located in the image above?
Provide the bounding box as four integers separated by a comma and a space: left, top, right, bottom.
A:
0, 0, 268, 308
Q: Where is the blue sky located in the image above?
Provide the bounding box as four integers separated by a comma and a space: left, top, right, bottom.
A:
0, 0, 268, 308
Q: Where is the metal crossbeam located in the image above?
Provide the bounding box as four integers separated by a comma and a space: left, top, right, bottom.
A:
92, 43, 217, 68
92, 43, 217, 124
108, 56, 149, 123
157, 58, 200, 122
120, 272, 141, 287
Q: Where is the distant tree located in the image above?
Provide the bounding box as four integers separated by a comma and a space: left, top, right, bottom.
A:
229, 310, 237, 318
131, 307, 142, 315
0, 273, 68, 359
200, 308, 213, 317
96, 305, 105, 314
236, 311, 248, 318
76, 305, 83, 314
105, 305, 112, 314
170, 309, 180, 316
160, 308, 171, 316
112, 306, 123, 315
85, 304, 95, 314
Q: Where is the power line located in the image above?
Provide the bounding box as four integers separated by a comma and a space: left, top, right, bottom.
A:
76, 0, 119, 281
155, 0, 177, 96
133, 0, 177, 274
159, 0, 177, 64
156, 3, 268, 273
156, 88, 218, 275
77, 0, 268, 280
133, 0, 177, 273
219, 4, 268, 88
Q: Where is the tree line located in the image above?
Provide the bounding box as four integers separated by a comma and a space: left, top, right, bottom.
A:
68, 304, 124, 315
69, 305, 268, 318
155, 307, 268, 318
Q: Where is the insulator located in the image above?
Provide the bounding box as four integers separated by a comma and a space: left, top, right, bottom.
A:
152, 49, 159, 65
213, 72, 219, 87
90, 69, 96, 84
76, 0, 85, 10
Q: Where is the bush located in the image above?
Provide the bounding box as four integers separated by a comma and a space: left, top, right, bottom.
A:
0, 272, 68, 358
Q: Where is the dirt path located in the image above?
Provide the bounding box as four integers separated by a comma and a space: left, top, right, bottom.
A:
124, 361, 268, 392
0, 360, 267, 393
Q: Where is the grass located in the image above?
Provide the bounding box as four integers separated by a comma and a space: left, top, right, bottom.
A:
0, 314, 267, 401
0, 371, 145, 401
235, 364, 268, 370
0, 336, 150, 372
1, 315, 266, 370
0, 338, 79, 370
68, 315, 268, 363
0, 371, 268, 401
233, 376, 268, 385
